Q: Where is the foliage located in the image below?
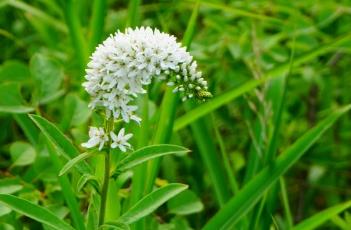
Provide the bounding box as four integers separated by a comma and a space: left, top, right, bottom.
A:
1, 0, 351, 229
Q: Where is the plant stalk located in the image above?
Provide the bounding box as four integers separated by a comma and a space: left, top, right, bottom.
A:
99, 118, 114, 226
99, 151, 110, 226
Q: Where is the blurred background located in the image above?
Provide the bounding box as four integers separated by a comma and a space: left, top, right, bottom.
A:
1, 0, 351, 229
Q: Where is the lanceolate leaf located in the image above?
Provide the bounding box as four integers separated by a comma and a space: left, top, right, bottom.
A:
116, 144, 189, 172
29, 114, 91, 174
203, 105, 351, 230
100, 221, 130, 230
293, 201, 351, 230
0, 194, 75, 230
119, 183, 188, 224
59, 151, 95, 176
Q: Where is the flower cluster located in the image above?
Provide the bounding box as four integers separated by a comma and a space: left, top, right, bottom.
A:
83, 27, 211, 124
82, 127, 132, 152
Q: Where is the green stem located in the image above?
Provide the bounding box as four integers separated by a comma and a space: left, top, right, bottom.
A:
99, 150, 110, 226
99, 119, 114, 226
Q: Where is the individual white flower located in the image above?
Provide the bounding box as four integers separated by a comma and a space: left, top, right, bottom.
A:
83, 27, 211, 124
81, 127, 108, 150
110, 128, 133, 152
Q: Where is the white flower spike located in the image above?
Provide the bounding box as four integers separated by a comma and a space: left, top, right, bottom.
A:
83, 27, 211, 124
81, 127, 108, 150
110, 128, 133, 152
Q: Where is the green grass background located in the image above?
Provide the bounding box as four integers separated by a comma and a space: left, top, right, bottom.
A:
1, 0, 351, 229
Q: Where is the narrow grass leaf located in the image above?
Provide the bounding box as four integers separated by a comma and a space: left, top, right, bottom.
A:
117, 144, 189, 172
293, 201, 351, 230
59, 151, 95, 176
203, 105, 351, 230
88, 0, 107, 52
100, 221, 130, 230
119, 183, 188, 224
174, 34, 351, 131
5, 0, 67, 33
0, 194, 75, 230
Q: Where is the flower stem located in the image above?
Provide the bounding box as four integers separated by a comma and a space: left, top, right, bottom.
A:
99, 118, 114, 226
99, 151, 110, 226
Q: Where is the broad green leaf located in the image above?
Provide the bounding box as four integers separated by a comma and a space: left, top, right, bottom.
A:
119, 183, 188, 224
0, 83, 34, 113
59, 151, 95, 176
174, 34, 351, 131
203, 105, 351, 230
0, 194, 75, 230
0, 178, 23, 194
30, 53, 64, 104
293, 201, 351, 230
10, 141, 36, 167
116, 144, 189, 172
0, 60, 31, 83
29, 114, 91, 174
167, 190, 204, 215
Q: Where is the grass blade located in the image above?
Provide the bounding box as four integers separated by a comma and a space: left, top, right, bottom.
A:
119, 183, 188, 224
174, 33, 351, 131
60, 0, 88, 74
0, 194, 75, 230
88, 0, 107, 52
203, 105, 351, 230
6, 0, 67, 33
127, 0, 141, 27
293, 201, 351, 230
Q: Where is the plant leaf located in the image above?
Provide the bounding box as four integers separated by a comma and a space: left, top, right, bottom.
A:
293, 201, 351, 230
167, 190, 204, 215
0, 60, 31, 83
10, 141, 36, 167
116, 144, 189, 172
59, 151, 95, 176
0, 178, 23, 194
100, 221, 130, 230
29, 114, 91, 175
77, 174, 100, 193
203, 105, 351, 230
0, 83, 34, 113
119, 183, 188, 224
0, 194, 75, 230
30, 53, 64, 104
